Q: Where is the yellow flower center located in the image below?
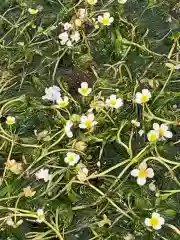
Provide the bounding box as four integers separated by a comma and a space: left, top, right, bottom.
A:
30, 9, 38, 15
149, 133, 158, 142
7, 119, 15, 125
88, 0, 96, 4
85, 120, 92, 128
159, 128, 165, 137
58, 101, 67, 108
110, 99, 117, 105
138, 168, 148, 178
81, 88, 88, 95
102, 18, 109, 25
150, 217, 159, 227
69, 155, 75, 162
141, 95, 149, 103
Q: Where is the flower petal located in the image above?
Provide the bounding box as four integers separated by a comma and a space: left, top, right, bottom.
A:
164, 130, 173, 138
92, 121, 98, 126
80, 116, 87, 123
88, 113, 94, 121
153, 123, 160, 131
79, 123, 86, 129
137, 177, 146, 185
109, 17, 114, 23
98, 16, 103, 23
110, 94, 116, 100
145, 218, 151, 226
153, 224, 162, 230
139, 161, 147, 170
160, 124, 168, 131
104, 12, 110, 18
152, 212, 160, 218
159, 217, 165, 225
146, 168, 154, 178
131, 169, 139, 177
142, 89, 151, 97
81, 82, 88, 89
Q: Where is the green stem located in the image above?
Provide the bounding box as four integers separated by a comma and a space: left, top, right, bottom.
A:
153, 69, 173, 103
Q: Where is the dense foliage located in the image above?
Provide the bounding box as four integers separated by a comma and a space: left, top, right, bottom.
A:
0, 0, 180, 239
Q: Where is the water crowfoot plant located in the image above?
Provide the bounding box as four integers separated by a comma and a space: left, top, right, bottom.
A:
0, 0, 180, 239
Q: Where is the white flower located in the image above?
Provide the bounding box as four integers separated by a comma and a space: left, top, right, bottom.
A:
64, 22, 72, 31
106, 95, 123, 109
138, 129, 144, 136
64, 152, 80, 166
87, 0, 97, 5
59, 31, 69, 45
149, 182, 156, 192
6, 116, 15, 125
42, 85, 61, 102
65, 120, 73, 138
6, 217, 23, 228
98, 12, 114, 26
66, 40, 72, 47
35, 168, 52, 182
76, 163, 89, 182
6, 217, 14, 226
78, 8, 88, 20
118, 0, 127, 3
124, 233, 135, 240
56, 96, 69, 108
28, 8, 39, 15
36, 209, 45, 223
97, 161, 101, 167
131, 161, 154, 186
147, 130, 159, 142
145, 212, 165, 230
165, 63, 180, 71
23, 186, 36, 197
135, 89, 151, 104
131, 120, 140, 127
78, 82, 92, 96
79, 113, 97, 129
153, 123, 172, 139
70, 31, 80, 43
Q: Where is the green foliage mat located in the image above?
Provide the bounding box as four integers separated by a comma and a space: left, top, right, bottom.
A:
0, 0, 179, 239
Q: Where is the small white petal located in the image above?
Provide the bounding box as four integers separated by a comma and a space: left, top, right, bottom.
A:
152, 212, 160, 218
131, 169, 139, 177
104, 12, 110, 18
164, 130, 173, 138
109, 17, 114, 23
139, 161, 147, 170
86, 88, 92, 95
98, 16, 103, 23
149, 182, 156, 191
146, 168, 154, 178
145, 218, 151, 226
159, 217, 165, 225
116, 98, 123, 107
80, 116, 87, 123
153, 224, 162, 230
81, 82, 88, 89
79, 123, 86, 129
88, 114, 95, 121
66, 120, 73, 128
92, 121, 98, 126
153, 123, 160, 131
138, 129, 144, 136
137, 177, 146, 185
160, 124, 168, 131
142, 89, 151, 98
110, 94, 116, 100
